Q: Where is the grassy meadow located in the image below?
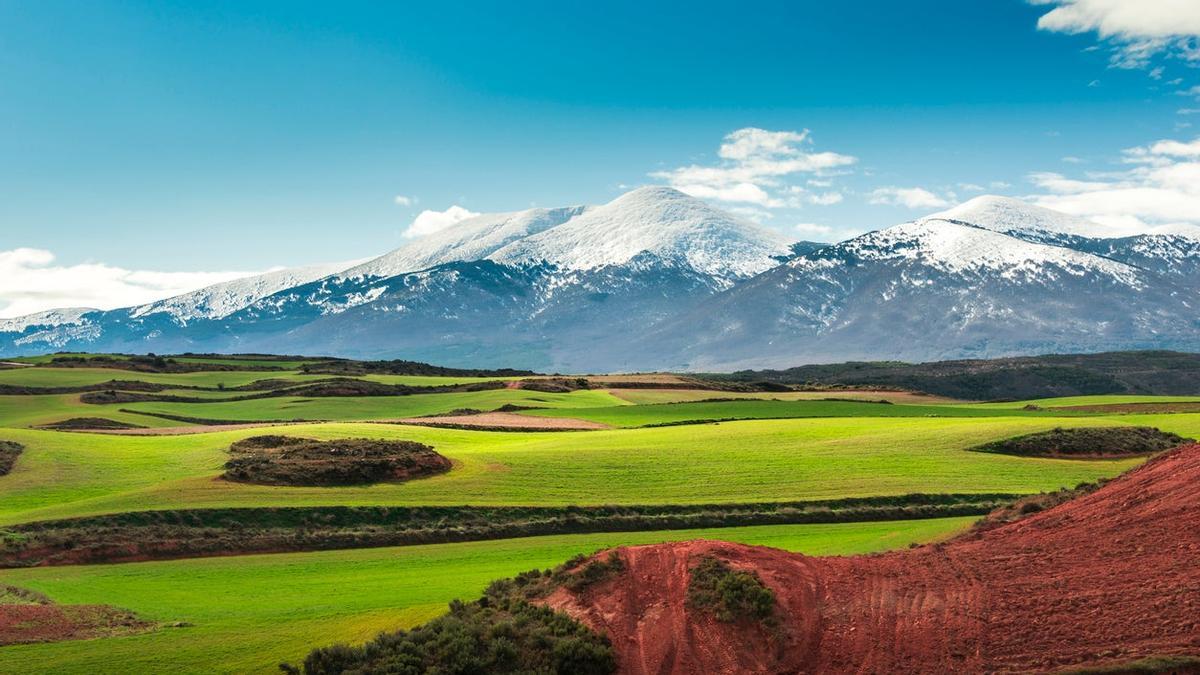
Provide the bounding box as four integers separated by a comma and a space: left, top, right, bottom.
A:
0, 518, 975, 674
1, 354, 1198, 673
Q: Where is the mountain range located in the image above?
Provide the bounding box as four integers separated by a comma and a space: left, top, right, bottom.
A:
4, 186, 1198, 370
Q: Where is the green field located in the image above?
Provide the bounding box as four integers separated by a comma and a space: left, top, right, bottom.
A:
519, 398, 1083, 427
119, 388, 624, 423
0, 518, 975, 675
1, 355, 1198, 673
0, 416, 1157, 525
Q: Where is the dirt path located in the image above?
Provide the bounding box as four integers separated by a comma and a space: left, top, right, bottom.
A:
72, 421, 318, 436
390, 412, 610, 431
546, 444, 1200, 674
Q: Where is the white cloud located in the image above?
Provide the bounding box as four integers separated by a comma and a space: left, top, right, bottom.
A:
867, 186, 951, 209
402, 205, 479, 238
651, 127, 856, 208
794, 222, 833, 237
1062, 156, 1086, 163
1034, 0, 1200, 69
0, 248, 255, 318
808, 191, 844, 205
1025, 134, 1200, 234
393, 195, 415, 207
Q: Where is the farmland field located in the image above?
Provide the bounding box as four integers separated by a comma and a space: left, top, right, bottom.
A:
1, 354, 1197, 673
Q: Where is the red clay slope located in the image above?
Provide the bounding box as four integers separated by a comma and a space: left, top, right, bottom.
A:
545, 444, 1200, 674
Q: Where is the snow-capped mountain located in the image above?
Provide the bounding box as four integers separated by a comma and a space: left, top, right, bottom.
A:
340, 205, 589, 280
487, 187, 792, 281
0, 307, 96, 334
2, 190, 1198, 369
645, 199, 1200, 369
129, 260, 353, 323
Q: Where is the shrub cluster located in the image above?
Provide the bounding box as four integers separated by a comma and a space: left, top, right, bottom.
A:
970, 426, 1191, 458
686, 556, 776, 624
0, 494, 1014, 567
222, 436, 451, 487
0, 441, 23, 476
288, 562, 615, 675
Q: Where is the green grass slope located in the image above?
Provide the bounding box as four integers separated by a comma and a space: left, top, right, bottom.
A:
0, 518, 974, 675
0, 415, 1160, 526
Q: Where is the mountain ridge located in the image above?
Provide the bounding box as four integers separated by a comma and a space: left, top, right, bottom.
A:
3, 189, 1198, 369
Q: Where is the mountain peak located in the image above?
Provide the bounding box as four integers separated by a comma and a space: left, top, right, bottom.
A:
923, 195, 1112, 239
488, 187, 793, 278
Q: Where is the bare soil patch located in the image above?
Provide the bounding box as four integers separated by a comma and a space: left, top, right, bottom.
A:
544, 443, 1200, 674
85, 421, 312, 436
1059, 402, 1200, 414
393, 412, 610, 431
0, 585, 153, 646
221, 435, 451, 486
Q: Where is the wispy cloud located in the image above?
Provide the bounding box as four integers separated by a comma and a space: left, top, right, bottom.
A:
402, 205, 480, 238
651, 127, 856, 209
867, 186, 951, 209
0, 248, 256, 318
393, 195, 416, 207
1026, 135, 1200, 235
1033, 0, 1200, 70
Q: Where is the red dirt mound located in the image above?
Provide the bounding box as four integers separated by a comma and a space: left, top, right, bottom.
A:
545, 444, 1200, 674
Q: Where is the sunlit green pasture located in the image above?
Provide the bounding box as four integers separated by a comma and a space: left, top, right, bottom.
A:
1, 414, 1168, 526
519, 398, 1084, 427
0, 367, 330, 390
973, 394, 1200, 409
607, 388, 962, 405
0, 517, 974, 675
0, 395, 178, 429
119, 389, 625, 423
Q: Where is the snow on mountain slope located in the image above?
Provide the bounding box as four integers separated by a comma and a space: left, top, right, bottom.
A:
128, 260, 352, 323
0, 307, 96, 332
925, 195, 1119, 239
488, 187, 793, 280
813, 218, 1144, 286
341, 205, 589, 279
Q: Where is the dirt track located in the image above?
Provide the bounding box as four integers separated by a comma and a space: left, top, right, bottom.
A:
546, 444, 1200, 674
393, 412, 610, 430
73, 421, 315, 436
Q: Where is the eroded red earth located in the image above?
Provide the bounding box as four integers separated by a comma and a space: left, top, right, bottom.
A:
546, 444, 1200, 674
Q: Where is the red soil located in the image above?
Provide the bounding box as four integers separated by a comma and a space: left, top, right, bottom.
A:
394, 412, 611, 430
545, 444, 1200, 674
0, 603, 152, 646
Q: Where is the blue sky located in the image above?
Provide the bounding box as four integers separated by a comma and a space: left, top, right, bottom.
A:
2, 0, 1199, 315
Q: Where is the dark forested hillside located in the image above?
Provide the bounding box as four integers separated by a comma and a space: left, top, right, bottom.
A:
712, 351, 1200, 400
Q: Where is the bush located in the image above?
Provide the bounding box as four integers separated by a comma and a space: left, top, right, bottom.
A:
290, 573, 615, 674
0, 441, 23, 476
687, 556, 775, 623
970, 427, 1191, 458
222, 436, 451, 487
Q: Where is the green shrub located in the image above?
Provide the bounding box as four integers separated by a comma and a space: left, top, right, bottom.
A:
970, 427, 1190, 458
289, 572, 615, 675
687, 556, 775, 623
0, 441, 23, 476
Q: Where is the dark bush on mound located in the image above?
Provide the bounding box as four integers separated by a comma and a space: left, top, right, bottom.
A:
288, 563, 615, 675
970, 426, 1191, 458
687, 556, 776, 624
37, 417, 145, 430
0, 441, 23, 476
222, 436, 451, 487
